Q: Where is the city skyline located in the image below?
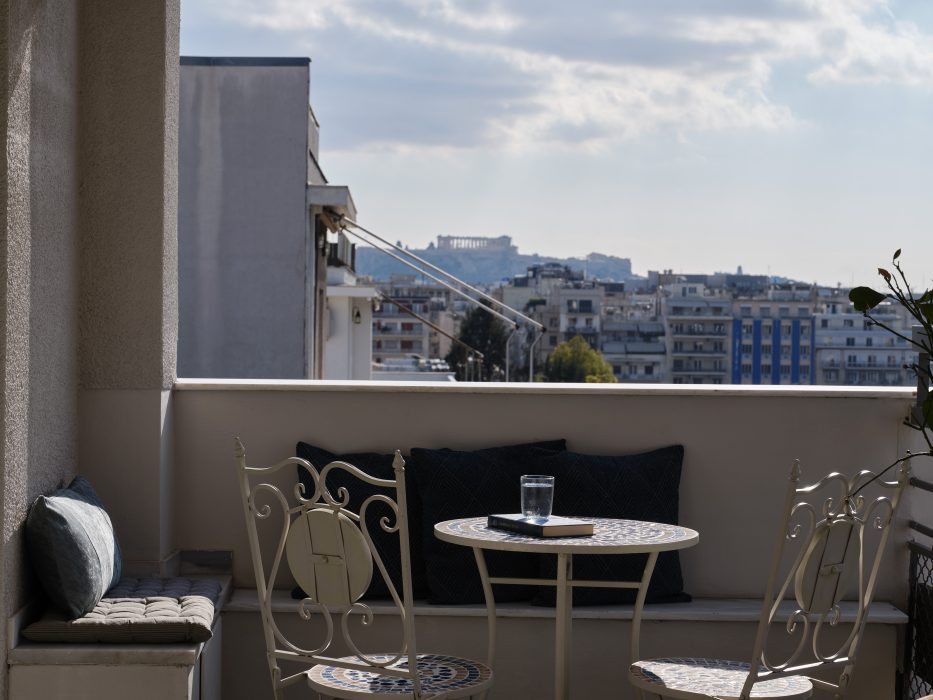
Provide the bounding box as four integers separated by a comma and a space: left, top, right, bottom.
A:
182, 0, 933, 287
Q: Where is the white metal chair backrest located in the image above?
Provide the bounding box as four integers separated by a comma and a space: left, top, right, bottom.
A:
742, 458, 911, 698
234, 438, 421, 698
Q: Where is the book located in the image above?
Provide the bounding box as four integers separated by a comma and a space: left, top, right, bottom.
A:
487, 513, 594, 538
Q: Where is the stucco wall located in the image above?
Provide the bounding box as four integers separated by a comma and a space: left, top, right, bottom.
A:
1, 1, 81, 696
78, 0, 177, 391
76, 0, 180, 568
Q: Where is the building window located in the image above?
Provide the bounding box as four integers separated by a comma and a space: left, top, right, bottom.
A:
801, 326, 810, 337
741, 363, 752, 375
613, 364, 621, 374
549, 335, 557, 347
742, 344, 753, 354
844, 319, 854, 328
888, 355, 897, 366
741, 306, 752, 317
866, 337, 872, 347
821, 319, 828, 328
779, 307, 790, 317
645, 365, 654, 376
798, 307, 809, 317
782, 324, 791, 335
780, 365, 790, 376
742, 323, 753, 335
585, 317, 593, 327
847, 354, 857, 365
761, 364, 771, 374
761, 307, 771, 317
762, 345, 772, 355
846, 337, 855, 346
579, 300, 593, 313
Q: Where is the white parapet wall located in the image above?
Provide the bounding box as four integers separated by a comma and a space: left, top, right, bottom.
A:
168, 380, 926, 699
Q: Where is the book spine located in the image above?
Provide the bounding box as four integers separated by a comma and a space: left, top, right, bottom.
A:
488, 516, 541, 536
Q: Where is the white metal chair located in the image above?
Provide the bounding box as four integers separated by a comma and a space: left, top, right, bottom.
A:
234, 438, 493, 700
629, 458, 911, 700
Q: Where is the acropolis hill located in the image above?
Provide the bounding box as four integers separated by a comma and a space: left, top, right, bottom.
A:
355, 235, 635, 284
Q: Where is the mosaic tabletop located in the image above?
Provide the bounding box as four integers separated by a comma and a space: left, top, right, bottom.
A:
434, 517, 698, 554
307, 653, 492, 697
630, 658, 813, 699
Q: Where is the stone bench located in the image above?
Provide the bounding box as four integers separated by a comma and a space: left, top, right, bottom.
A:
222, 590, 907, 700
8, 575, 231, 700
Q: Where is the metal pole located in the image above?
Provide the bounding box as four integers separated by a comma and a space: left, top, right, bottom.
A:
529, 328, 543, 382
340, 216, 543, 330
505, 328, 516, 382
339, 226, 520, 331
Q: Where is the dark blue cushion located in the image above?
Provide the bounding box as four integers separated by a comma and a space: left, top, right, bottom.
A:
25, 477, 122, 619
411, 440, 567, 604
532, 445, 689, 606
295, 443, 428, 600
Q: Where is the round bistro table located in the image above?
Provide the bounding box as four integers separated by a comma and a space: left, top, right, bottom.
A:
434, 516, 699, 700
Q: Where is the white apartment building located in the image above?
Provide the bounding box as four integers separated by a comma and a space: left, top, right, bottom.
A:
663, 283, 732, 384
814, 292, 914, 386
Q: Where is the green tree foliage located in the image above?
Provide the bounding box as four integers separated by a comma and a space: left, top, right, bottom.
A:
544, 335, 617, 383
445, 302, 509, 381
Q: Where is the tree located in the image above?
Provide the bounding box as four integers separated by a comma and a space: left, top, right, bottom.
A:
544, 335, 617, 383
445, 302, 509, 381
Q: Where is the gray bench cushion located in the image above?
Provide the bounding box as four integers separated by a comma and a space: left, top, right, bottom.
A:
22, 577, 222, 644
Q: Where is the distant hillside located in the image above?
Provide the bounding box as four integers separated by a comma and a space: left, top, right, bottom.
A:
356, 244, 635, 285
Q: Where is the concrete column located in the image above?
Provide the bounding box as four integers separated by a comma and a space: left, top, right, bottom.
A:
77, 0, 180, 573
2, 2, 82, 696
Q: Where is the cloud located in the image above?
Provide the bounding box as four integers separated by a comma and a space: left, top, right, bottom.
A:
187, 0, 933, 153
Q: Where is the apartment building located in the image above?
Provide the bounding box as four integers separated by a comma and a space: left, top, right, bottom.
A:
664, 283, 732, 384
371, 275, 458, 366
814, 290, 914, 386
730, 285, 816, 385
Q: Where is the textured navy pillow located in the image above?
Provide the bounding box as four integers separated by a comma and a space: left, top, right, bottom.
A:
532, 445, 689, 606
294, 442, 428, 600
26, 476, 122, 619
411, 439, 567, 604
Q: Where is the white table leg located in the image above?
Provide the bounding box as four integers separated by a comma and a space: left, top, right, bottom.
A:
555, 553, 573, 700
472, 547, 497, 670
631, 550, 659, 700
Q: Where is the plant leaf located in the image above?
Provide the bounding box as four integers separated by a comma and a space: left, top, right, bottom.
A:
919, 302, 933, 326
924, 394, 933, 431
894, 249, 902, 260
878, 268, 892, 282
849, 286, 886, 311
919, 289, 933, 304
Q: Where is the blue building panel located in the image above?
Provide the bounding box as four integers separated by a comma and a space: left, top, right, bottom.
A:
791, 320, 800, 383
752, 321, 761, 384
732, 319, 742, 383
771, 320, 780, 384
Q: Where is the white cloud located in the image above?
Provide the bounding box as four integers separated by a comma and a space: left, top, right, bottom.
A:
193, 0, 933, 152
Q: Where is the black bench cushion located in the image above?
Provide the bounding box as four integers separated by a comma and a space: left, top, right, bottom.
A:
22, 577, 222, 644
411, 439, 567, 604
532, 445, 690, 606
295, 442, 428, 600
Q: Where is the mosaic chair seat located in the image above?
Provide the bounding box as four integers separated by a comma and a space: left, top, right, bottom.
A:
630, 459, 911, 700
235, 439, 492, 700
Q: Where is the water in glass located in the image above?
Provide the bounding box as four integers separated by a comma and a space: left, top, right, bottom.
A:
521, 476, 554, 519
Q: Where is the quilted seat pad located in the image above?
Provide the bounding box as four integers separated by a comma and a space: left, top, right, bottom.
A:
23, 577, 223, 644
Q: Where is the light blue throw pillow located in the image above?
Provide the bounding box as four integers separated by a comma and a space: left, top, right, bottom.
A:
26, 476, 122, 619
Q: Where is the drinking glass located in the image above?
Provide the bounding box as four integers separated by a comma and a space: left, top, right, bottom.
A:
521, 475, 554, 519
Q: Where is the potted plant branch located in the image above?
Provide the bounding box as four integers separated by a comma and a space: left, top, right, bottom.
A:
849, 249, 933, 482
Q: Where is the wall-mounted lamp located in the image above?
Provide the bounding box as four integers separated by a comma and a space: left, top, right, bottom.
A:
353, 307, 362, 325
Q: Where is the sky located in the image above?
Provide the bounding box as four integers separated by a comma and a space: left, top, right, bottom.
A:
181, 0, 933, 286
